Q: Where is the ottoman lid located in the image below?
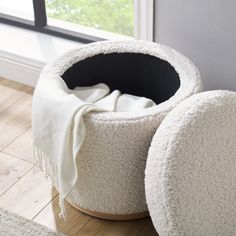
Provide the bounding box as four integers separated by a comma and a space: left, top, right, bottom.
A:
145, 90, 236, 236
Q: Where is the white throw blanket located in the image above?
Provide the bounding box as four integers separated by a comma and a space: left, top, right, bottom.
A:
32, 75, 156, 218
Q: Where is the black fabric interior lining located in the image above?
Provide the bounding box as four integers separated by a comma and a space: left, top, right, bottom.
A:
62, 52, 180, 105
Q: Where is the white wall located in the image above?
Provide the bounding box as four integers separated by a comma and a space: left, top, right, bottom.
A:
155, 0, 236, 91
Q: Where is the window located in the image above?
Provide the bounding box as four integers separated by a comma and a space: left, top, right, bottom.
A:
46, 0, 134, 37
0, 0, 34, 20
0, 0, 153, 43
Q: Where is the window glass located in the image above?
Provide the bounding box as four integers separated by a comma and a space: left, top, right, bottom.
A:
0, 0, 34, 20
45, 0, 134, 37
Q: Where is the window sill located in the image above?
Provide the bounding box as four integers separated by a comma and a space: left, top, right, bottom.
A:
0, 23, 132, 87
0, 23, 85, 86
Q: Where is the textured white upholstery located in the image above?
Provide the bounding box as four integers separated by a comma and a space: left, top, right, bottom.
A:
41, 40, 202, 216
145, 90, 236, 235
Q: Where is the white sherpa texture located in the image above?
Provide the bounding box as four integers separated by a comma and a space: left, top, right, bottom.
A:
40, 40, 202, 215
145, 90, 236, 236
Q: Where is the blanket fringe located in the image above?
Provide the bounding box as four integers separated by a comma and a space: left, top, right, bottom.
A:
59, 195, 67, 219
33, 145, 66, 219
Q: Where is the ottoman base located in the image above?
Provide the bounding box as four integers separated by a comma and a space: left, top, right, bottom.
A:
66, 199, 149, 220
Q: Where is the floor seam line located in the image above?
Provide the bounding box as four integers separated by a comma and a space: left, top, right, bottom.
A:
0, 167, 33, 198
1, 150, 33, 164
0, 126, 31, 152
0, 93, 28, 115
31, 193, 59, 220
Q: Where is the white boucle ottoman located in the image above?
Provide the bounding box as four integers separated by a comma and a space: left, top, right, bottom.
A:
145, 90, 236, 235
40, 40, 202, 220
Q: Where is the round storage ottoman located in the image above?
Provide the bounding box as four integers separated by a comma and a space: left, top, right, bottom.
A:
40, 40, 202, 220
145, 90, 236, 235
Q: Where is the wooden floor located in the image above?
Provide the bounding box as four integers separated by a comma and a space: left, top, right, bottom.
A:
0, 78, 157, 236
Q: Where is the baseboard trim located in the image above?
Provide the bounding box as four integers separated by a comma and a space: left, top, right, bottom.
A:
0, 54, 44, 87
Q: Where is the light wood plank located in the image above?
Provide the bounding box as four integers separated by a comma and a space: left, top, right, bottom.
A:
0, 94, 32, 150
0, 78, 33, 113
0, 152, 32, 195
34, 194, 157, 236
76, 215, 157, 236
34, 194, 92, 236
3, 128, 33, 163
0, 169, 57, 219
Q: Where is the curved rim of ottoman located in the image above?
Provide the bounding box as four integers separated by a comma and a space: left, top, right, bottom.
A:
40, 40, 202, 121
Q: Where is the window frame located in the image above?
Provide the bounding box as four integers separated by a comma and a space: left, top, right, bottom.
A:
0, 0, 154, 43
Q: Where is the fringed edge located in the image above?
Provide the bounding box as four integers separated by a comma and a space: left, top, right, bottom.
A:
33, 145, 67, 219
59, 195, 67, 220
33, 146, 58, 186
